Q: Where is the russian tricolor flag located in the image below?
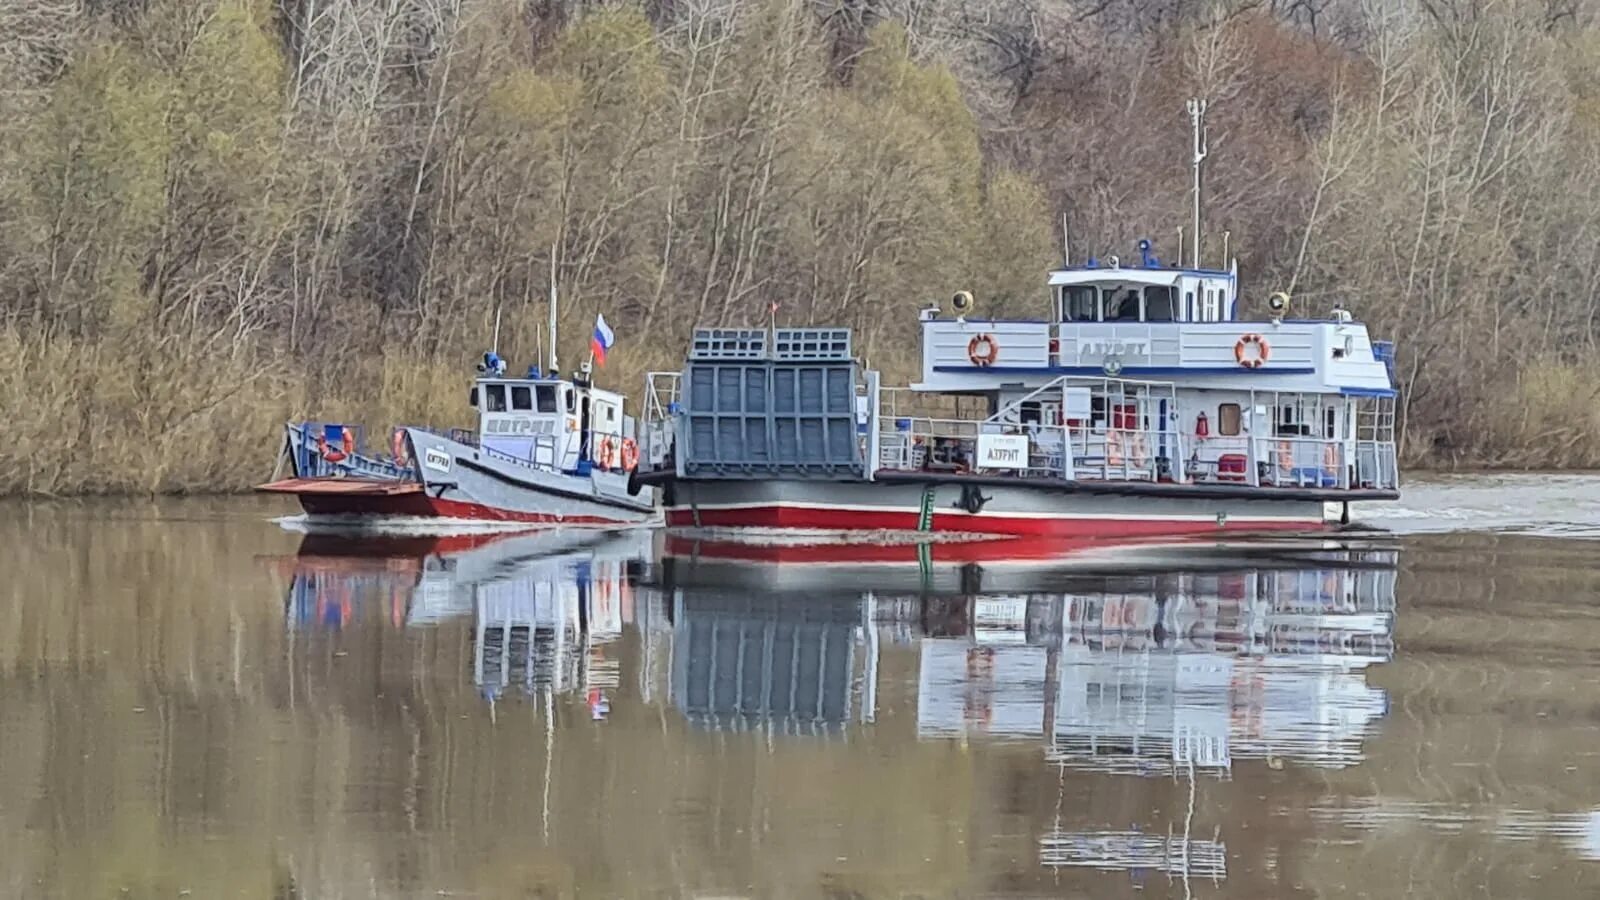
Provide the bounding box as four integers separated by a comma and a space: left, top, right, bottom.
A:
591, 313, 615, 367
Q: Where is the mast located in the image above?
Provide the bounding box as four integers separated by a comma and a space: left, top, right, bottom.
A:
1187, 98, 1208, 269
547, 243, 559, 376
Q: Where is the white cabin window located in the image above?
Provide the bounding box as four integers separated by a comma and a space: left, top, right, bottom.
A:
1062, 286, 1098, 321
1184, 291, 1195, 321
564, 388, 576, 414
1275, 401, 1313, 437
1218, 403, 1242, 436
511, 385, 533, 411
536, 385, 558, 413
485, 384, 507, 412
1202, 289, 1220, 322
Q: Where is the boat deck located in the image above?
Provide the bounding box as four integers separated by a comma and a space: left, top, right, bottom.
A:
255, 478, 424, 497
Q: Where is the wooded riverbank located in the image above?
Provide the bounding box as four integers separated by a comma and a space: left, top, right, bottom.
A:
3, 0, 1598, 495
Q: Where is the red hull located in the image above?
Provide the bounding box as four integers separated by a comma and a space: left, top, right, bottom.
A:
664, 504, 1325, 537
294, 491, 627, 526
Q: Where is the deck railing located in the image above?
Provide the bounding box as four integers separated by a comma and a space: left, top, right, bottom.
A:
1254, 436, 1350, 489
1354, 441, 1399, 490
873, 417, 1184, 483
869, 417, 1398, 493
290, 423, 415, 481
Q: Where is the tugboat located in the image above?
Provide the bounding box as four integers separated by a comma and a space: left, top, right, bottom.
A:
258, 313, 657, 527
636, 102, 1399, 539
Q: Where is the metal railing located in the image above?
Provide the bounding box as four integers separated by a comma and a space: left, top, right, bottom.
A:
640, 372, 682, 470
290, 423, 415, 481
1254, 436, 1350, 489
873, 416, 1182, 483
1354, 440, 1399, 490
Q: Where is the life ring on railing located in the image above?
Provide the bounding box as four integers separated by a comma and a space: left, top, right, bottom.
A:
620, 438, 639, 472
1127, 431, 1150, 469
967, 333, 999, 367
1322, 442, 1339, 475
1107, 429, 1124, 466
597, 435, 619, 469
1235, 333, 1270, 368
1277, 440, 1294, 479
318, 427, 354, 463
391, 428, 410, 466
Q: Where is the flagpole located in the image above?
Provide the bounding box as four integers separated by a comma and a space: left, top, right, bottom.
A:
548, 244, 559, 377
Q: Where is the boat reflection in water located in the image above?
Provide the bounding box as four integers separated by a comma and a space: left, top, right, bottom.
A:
274, 530, 1398, 888
663, 535, 1397, 888
278, 529, 655, 717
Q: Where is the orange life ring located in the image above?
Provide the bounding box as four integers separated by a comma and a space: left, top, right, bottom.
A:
1235, 333, 1269, 368
967, 333, 999, 367
1322, 442, 1339, 474
597, 435, 618, 469
391, 428, 409, 466
620, 438, 639, 472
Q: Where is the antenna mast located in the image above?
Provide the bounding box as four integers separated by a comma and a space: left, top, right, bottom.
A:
1187, 98, 1208, 269
547, 243, 559, 375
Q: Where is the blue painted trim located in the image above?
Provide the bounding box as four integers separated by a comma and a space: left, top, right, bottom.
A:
933, 365, 1320, 376
1339, 386, 1397, 398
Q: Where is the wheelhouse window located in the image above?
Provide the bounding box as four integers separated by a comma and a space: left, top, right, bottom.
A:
1144, 286, 1176, 322
1105, 289, 1142, 321
511, 385, 533, 411
485, 384, 507, 412
1062, 286, 1098, 321
1185, 291, 1195, 321
536, 385, 558, 413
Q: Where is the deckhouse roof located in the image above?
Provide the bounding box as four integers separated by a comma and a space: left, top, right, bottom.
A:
1047, 265, 1233, 287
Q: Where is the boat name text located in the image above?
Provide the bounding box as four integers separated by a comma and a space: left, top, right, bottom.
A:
976, 434, 1030, 470
423, 448, 451, 473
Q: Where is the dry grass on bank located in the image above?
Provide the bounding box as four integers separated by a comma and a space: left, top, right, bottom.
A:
0, 330, 684, 496
1460, 357, 1600, 470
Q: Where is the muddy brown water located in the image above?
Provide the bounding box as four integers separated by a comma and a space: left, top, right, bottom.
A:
1, 480, 1598, 898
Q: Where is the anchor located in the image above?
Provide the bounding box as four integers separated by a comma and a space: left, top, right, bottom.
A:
957, 483, 991, 515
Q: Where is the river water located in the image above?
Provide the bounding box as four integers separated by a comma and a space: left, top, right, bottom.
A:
1, 477, 1598, 898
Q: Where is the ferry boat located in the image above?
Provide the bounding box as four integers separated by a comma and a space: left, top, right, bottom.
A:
257, 349, 657, 527
636, 107, 1399, 538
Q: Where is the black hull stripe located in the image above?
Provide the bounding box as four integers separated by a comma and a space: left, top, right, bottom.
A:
639, 469, 1396, 503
